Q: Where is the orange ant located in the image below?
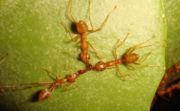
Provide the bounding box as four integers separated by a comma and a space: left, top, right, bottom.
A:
157, 62, 180, 96
38, 68, 90, 101
61, 0, 116, 67
91, 33, 153, 78
0, 68, 90, 101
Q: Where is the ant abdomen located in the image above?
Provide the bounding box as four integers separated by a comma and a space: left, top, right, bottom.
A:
38, 89, 51, 101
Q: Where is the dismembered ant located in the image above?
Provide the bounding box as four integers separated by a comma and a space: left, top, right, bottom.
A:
61, 0, 117, 67
156, 62, 180, 97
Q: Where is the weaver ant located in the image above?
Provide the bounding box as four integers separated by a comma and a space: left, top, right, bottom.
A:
157, 62, 180, 96
61, 0, 116, 67
38, 68, 91, 100
0, 68, 90, 101
91, 33, 153, 78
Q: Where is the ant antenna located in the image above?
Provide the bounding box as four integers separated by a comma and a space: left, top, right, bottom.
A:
67, 0, 77, 22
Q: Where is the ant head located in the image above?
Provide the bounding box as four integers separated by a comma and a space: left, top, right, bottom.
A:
76, 20, 88, 34
174, 62, 180, 73
122, 53, 139, 65
38, 89, 51, 101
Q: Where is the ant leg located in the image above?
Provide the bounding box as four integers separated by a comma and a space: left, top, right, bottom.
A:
88, 5, 117, 33
112, 34, 129, 79
67, 0, 77, 22
60, 22, 80, 42
0, 84, 18, 92
72, 35, 80, 43
124, 37, 154, 56
60, 22, 74, 40
87, 41, 103, 61
42, 68, 56, 80
0, 53, 8, 64
112, 33, 129, 60
129, 37, 154, 53
0, 82, 52, 92
115, 66, 131, 80
126, 65, 136, 70
61, 83, 78, 92
129, 39, 165, 68
138, 52, 152, 63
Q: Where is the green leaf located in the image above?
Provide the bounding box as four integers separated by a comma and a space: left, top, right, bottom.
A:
0, 0, 166, 111
165, 0, 180, 65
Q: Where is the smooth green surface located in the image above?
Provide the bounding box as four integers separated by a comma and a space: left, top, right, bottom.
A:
165, 0, 180, 66
0, 0, 165, 111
